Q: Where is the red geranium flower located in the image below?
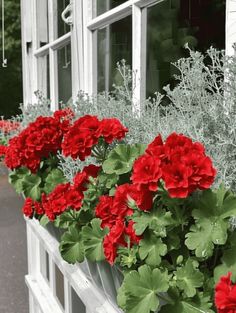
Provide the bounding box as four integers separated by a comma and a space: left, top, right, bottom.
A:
131, 154, 162, 191
95, 195, 116, 228
103, 219, 126, 265
22, 198, 34, 218
97, 118, 128, 144
125, 221, 141, 245
112, 183, 153, 218
62, 115, 100, 160
0, 145, 7, 156
4, 111, 72, 172
146, 134, 165, 159
215, 272, 236, 313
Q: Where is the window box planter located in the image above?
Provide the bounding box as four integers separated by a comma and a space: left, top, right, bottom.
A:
26, 217, 124, 313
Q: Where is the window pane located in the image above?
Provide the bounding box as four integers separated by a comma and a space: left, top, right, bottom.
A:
36, 0, 49, 47
55, 264, 65, 309
146, 0, 225, 97
57, 0, 71, 38
97, 15, 132, 92
71, 287, 86, 313
96, 0, 127, 16
58, 44, 72, 104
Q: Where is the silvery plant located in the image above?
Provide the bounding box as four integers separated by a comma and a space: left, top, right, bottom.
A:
19, 48, 236, 194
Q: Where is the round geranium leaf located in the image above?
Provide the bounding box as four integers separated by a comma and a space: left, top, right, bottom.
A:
102, 144, 146, 175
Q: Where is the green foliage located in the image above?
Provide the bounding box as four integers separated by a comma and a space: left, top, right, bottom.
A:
139, 233, 167, 267
21, 175, 42, 201
185, 187, 236, 258
132, 207, 175, 236
9, 167, 31, 193
43, 169, 66, 194
59, 226, 84, 264
102, 144, 146, 175
82, 219, 109, 262
118, 265, 169, 313
174, 259, 204, 298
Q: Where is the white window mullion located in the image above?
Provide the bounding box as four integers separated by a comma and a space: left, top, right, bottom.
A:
21, 0, 33, 106
48, 0, 59, 110
132, 5, 147, 116
71, 0, 84, 99
226, 0, 236, 56
83, 0, 97, 95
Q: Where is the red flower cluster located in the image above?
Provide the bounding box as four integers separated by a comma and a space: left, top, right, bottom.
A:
0, 120, 20, 133
0, 145, 7, 157
22, 198, 44, 218
215, 272, 236, 313
4, 109, 73, 172
41, 165, 100, 221
132, 133, 216, 198
95, 183, 151, 264
62, 115, 128, 160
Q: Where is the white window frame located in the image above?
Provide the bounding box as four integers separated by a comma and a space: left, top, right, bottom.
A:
21, 0, 164, 115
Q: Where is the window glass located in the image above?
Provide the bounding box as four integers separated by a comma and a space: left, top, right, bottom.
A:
71, 287, 86, 313
146, 0, 225, 97
36, 0, 49, 47
57, 0, 71, 38
97, 15, 132, 92
96, 0, 127, 16
58, 44, 72, 104
55, 264, 65, 309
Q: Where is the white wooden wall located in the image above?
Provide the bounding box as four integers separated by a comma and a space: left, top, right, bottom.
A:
226, 0, 236, 55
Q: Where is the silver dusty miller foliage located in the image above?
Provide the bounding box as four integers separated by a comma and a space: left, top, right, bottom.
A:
13, 49, 236, 195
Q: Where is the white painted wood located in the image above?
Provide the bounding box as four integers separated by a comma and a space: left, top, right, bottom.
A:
64, 278, 70, 313
83, 0, 98, 95
26, 275, 64, 313
48, 0, 59, 110
226, 0, 236, 55
27, 218, 122, 313
34, 33, 72, 57
21, 0, 33, 107
87, 1, 132, 30
134, 0, 161, 8
71, 0, 84, 98
132, 5, 147, 116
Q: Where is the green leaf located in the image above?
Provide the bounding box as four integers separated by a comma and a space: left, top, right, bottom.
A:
44, 169, 66, 194
117, 265, 169, 313
174, 259, 204, 297
102, 144, 146, 175
160, 301, 213, 313
214, 233, 236, 283
185, 187, 236, 258
133, 208, 175, 236
39, 215, 50, 227
59, 226, 84, 264
82, 219, 109, 261
118, 246, 138, 268
22, 174, 42, 200
98, 172, 118, 189
8, 167, 30, 193
139, 233, 167, 266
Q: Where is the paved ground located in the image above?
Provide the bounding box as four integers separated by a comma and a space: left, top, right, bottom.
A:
0, 169, 28, 313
